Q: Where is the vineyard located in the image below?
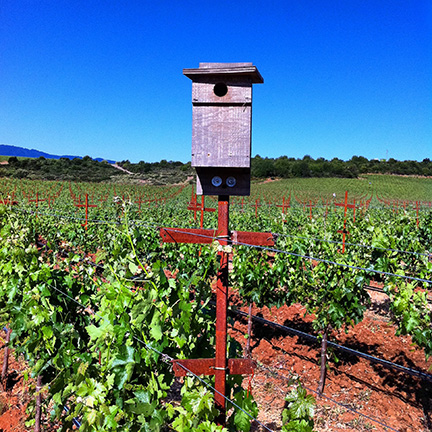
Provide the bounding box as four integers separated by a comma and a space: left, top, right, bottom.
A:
0, 174, 431, 432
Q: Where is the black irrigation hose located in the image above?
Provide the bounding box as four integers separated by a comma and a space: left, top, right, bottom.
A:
365, 284, 432, 304
229, 308, 432, 383
275, 232, 432, 258
62, 406, 82, 428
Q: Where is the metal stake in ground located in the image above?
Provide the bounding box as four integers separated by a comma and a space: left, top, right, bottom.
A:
74, 193, 97, 230
214, 196, 229, 416
1, 327, 11, 390
187, 193, 216, 228
159, 203, 274, 423
28, 192, 46, 218
335, 191, 356, 253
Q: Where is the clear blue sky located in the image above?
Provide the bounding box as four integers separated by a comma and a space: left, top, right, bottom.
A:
1, 1, 430, 163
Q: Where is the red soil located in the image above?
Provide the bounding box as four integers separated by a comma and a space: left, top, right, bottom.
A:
1, 288, 431, 431
229, 288, 432, 431
0, 343, 33, 431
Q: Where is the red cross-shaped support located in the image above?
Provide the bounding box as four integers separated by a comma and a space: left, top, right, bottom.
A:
74, 194, 97, 230
0, 191, 18, 206
276, 194, 291, 216
251, 199, 261, 218
335, 191, 356, 253
28, 192, 46, 218
187, 193, 216, 228
160, 195, 274, 424
305, 200, 316, 221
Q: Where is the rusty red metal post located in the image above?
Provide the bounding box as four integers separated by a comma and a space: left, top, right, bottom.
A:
215, 195, 229, 419
134, 196, 144, 210
75, 194, 97, 230
187, 194, 216, 228
335, 191, 357, 253
200, 196, 205, 228
305, 200, 315, 221
84, 194, 89, 229
252, 199, 260, 218
28, 192, 46, 218
276, 194, 291, 215
159, 195, 274, 424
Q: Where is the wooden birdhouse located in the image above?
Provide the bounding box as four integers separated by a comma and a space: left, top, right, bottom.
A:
183, 62, 263, 195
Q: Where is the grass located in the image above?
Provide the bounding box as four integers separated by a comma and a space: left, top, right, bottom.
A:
252, 175, 432, 203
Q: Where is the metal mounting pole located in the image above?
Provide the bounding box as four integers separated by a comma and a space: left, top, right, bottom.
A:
215, 195, 229, 423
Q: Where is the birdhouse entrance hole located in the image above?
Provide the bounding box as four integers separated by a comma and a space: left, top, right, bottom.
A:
214, 82, 228, 97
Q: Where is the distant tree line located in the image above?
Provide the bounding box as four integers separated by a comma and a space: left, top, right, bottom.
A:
117, 159, 191, 174
0, 156, 194, 183
251, 155, 432, 178
0, 154, 431, 183
2, 156, 120, 182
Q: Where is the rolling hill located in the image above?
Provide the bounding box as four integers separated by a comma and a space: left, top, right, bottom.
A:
0, 144, 115, 164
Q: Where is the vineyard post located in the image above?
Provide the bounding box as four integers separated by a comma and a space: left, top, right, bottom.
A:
1, 327, 11, 389
305, 200, 315, 221
335, 191, 355, 253
159, 209, 274, 424
282, 196, 287, 214
215, 195, 229, 417
75, 194, 97, 230
46, 195, 55, 208
134, 196, 144, 211
187, 193, 216, 228
252, 199, 261, 218
415, 201, 419, 228
28, 192, 45, 218
276, 194, 291, 218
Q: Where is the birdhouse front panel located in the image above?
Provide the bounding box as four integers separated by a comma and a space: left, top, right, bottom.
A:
192, 104, 252, 168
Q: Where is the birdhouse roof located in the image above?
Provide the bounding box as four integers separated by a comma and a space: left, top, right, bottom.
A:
183, 62, 263, 84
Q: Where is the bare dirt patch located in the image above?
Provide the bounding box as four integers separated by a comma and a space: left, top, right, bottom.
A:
228, 293, 432, 432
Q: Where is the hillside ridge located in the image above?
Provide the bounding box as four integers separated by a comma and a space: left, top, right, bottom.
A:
0, 144, 115, 164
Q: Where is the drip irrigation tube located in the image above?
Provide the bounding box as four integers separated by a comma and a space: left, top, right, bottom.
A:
229, 307, 432, 383
63, 406, 82, 428
365, 284, 432, 304
276, 232, 431, 258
